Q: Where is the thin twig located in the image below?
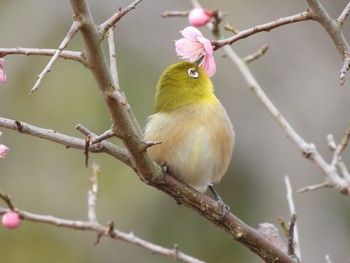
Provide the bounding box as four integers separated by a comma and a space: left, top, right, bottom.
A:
298, 181, 331, 193
285, 176, 301, 261
306, 0, 350, 85
99, 0, 144, 35
107, 28, 120, 88
337, 2, 350, 26
213, 11, 312, 50
330, 123, 350, 167
0, 48, 87, 66
0, 191, 16, 211
287, 214, 298, 260
30, 20, 82, 94
243, 45, 269, 64
161, 11, 189, 18
88, 162, 100, 223
91, 129, 115, 144
0, 117, 132, 166
106, 27, 143, 136
0, 205, 204, 263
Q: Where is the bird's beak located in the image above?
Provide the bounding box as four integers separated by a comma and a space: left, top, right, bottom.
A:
195, 55, 204, 71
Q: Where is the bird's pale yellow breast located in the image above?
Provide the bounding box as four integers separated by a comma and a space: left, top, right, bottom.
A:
144, 101, 234, 192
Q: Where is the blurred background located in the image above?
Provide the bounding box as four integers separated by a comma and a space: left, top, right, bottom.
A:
1, 0, 350, 262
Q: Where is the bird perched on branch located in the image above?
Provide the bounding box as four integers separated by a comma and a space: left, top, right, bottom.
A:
144, 61, 234, 197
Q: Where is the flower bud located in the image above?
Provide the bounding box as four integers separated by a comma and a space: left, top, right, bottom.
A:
188, 8, 213, 27
2, 211, 21, 229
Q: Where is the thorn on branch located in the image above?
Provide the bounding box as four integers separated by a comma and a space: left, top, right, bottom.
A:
141, 140, 162, 153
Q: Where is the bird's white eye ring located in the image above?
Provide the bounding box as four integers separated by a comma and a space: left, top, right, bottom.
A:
188, 68, 199, 78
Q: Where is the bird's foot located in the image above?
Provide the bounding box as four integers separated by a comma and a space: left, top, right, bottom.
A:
209, 185, 230, 218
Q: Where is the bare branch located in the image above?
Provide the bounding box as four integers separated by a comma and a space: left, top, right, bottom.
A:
99, 0, 144, 35
88, 162, 100, 223
30, 20, 82, 94
213, 11, 312, 50
329, 123, 350, 167
285, 176, 302, 261
0, 191, 16, 211
0, 117, 132, 166
0, 205, 204, 263
106, 27, 143, 136
107, 28, 120, 88
243, 45, 269, 64
298, 181, 332, 193
287, 214, 298, 260
0, 48, 86, 66
161, 10, 189, 18
306, 0, 350, 85
337, 2, 350, 26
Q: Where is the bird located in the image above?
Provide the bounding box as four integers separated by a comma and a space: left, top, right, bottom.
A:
144, 61, 234, 196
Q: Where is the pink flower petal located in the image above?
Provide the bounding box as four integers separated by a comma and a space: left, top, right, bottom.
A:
175, 26, 216, 77
0, 58, 7, 84
202, 54, 216, 77
0, 144, 9, 158
181, 26, 204, 41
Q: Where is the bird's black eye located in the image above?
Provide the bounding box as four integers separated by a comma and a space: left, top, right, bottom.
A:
188, 68, 199, 78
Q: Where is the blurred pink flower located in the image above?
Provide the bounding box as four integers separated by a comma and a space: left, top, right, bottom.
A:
0, 144, 9, 158
2, 211, 21, 229
188, 8, 213, 27
0, 58, 7, 84
0, 131, 9, 158
175, 26, 216, 77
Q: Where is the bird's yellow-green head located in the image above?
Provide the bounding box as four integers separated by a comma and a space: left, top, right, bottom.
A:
154, 61, 218, 113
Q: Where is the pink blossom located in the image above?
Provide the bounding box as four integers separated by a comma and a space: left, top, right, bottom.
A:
175, 26, 216, 77
0, 144, 9, 158
0, 131, 9, 158
0, 58, 7, 84
2, 211, 21, 229
188, 8, 213, 27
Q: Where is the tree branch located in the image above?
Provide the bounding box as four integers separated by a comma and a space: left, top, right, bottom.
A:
0, 194, 204, 263
30, 20, 82, 94
306, 0, 350, 85
68, 1, 295, 261
213, 11, 312, 50
99, 0, 144, 35
337, 2, 350, 26
0, 117, 132, 166
0, 48, 86, 66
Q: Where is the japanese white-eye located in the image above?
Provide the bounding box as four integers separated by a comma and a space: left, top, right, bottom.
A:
144, 61, 234, 193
